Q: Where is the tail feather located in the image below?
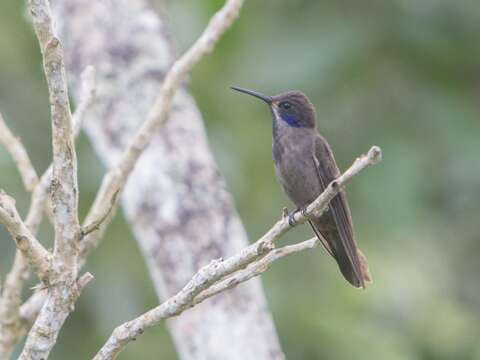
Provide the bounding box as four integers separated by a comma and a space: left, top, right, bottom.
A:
310, 218, 371, 288
357, 249, 372, 284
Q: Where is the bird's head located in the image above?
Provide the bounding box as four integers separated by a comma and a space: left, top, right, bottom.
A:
231, 87, 316, 128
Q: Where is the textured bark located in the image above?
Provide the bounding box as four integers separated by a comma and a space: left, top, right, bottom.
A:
53, 1, 284, 359
19, 0, 83, 357
94, 145, 382, 359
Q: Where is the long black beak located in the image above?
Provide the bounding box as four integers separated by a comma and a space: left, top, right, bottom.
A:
231, 86, 272, 104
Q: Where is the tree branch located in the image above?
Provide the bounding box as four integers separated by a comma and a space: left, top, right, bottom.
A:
93, 145, 382, 360
0, 112, 45, 358
0, 79, 93, 354
0, 191, 52, 280
72, 65, 96, 131
0, 90, 93, 355
79, 0, 245, 259
81, 189, 118, 238
29, 0, 80, 272
11, 0, 244, 346
0, 251, 30, 357
0, 121, 48, 358
0, 169, 52, 359
191, 237, 320, 306
52, 0, 284, 357
0, 113, 39, 191
19, 0, 83, 358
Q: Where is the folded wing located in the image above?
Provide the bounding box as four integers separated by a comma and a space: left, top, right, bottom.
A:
311, 136, 371, 288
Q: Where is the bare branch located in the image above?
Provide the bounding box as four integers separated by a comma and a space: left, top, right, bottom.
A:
13, 0, 243, 352
0, 191, 52, 280
19, 291, 46, 328
26, 64, 96, 232
0, 138, 89, 357
0, 251, 29, 356
72, 65, 96, 133
0, 113, 38, 191
0, 63, 95, 358
81, 189, 118, 238
76, 272, 95, 293
29, 0, 80, 270
0, 161, 51, 359
0, 64, 94, 356
10, 0, 244, 345
0, 111, 48, 357
20, 273, 92, 359
191, 238, 320, 306
295, 145, 382, 221
0, 171, 54, 358
79, 0, 245, 259
93, 146, 382, 360
19, 0, 82, 358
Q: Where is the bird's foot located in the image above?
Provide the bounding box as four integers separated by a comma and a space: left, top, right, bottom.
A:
288, 211, 296, 226
288, 207, 308, 227
300, 206, 308, 217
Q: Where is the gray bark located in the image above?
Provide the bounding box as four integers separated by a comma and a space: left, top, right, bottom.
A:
53, 0, 284, 359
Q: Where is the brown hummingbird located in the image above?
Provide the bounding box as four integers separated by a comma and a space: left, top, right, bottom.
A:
231, 87, 371, 288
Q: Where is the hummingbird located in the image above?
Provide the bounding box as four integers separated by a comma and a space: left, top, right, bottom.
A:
231, 86, 371, 288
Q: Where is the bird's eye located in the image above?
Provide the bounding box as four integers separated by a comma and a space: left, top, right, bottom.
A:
280, 102, 291, 110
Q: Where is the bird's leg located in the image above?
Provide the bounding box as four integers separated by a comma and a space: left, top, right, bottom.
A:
288, 211, 297, 226
300, 206, 308, 217
287, 206, 308, 227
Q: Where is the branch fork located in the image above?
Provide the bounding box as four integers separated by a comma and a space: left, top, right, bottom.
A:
0, 0, 383, 358
93, 145, 382, 360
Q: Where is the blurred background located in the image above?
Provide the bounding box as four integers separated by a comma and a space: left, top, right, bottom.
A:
1, 0, 480, 359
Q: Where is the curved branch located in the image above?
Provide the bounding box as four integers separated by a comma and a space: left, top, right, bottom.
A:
0, 191, 52, 280
72, 65, 96, 129
11, 0, 245, 354
93, 146, 382, 360
17, 0, 246, 325
79, 0, 245, 259
0, 113, 38, 191
191, 237, 320, 306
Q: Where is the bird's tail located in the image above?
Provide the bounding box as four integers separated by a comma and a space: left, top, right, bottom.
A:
309, 220, 371, 288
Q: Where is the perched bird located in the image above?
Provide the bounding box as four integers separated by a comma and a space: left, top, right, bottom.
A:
231, 86, 371, 288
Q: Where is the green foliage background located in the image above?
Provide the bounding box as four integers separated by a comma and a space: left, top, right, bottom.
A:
1, 0, 480, 359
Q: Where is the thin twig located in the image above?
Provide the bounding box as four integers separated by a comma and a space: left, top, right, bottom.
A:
0, 113, 43, 357
191, 238, 320, 306
5, 40, 95, 360
0, 251, 29, 357
0, 65, 95, 358
14, 0, 244, 340
72, 65, 96, 131
81, 189, 119, 238
0, 170, 51, 358
79, 0, 245, 261
0, 191, 52, 280
0, 113, 38, 191
93, 145, 382, 360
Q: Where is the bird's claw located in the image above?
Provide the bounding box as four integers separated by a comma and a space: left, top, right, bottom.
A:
288, 211, 297, 227
288, 207, 308, 227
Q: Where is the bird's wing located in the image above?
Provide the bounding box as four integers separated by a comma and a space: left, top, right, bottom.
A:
311, 135, 366, 288
307, 220, 334, 257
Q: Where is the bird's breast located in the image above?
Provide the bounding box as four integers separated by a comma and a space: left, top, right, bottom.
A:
272, 134, 322, 207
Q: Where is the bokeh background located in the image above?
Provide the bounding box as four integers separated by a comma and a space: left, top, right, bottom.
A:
1, 0, 480, 359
